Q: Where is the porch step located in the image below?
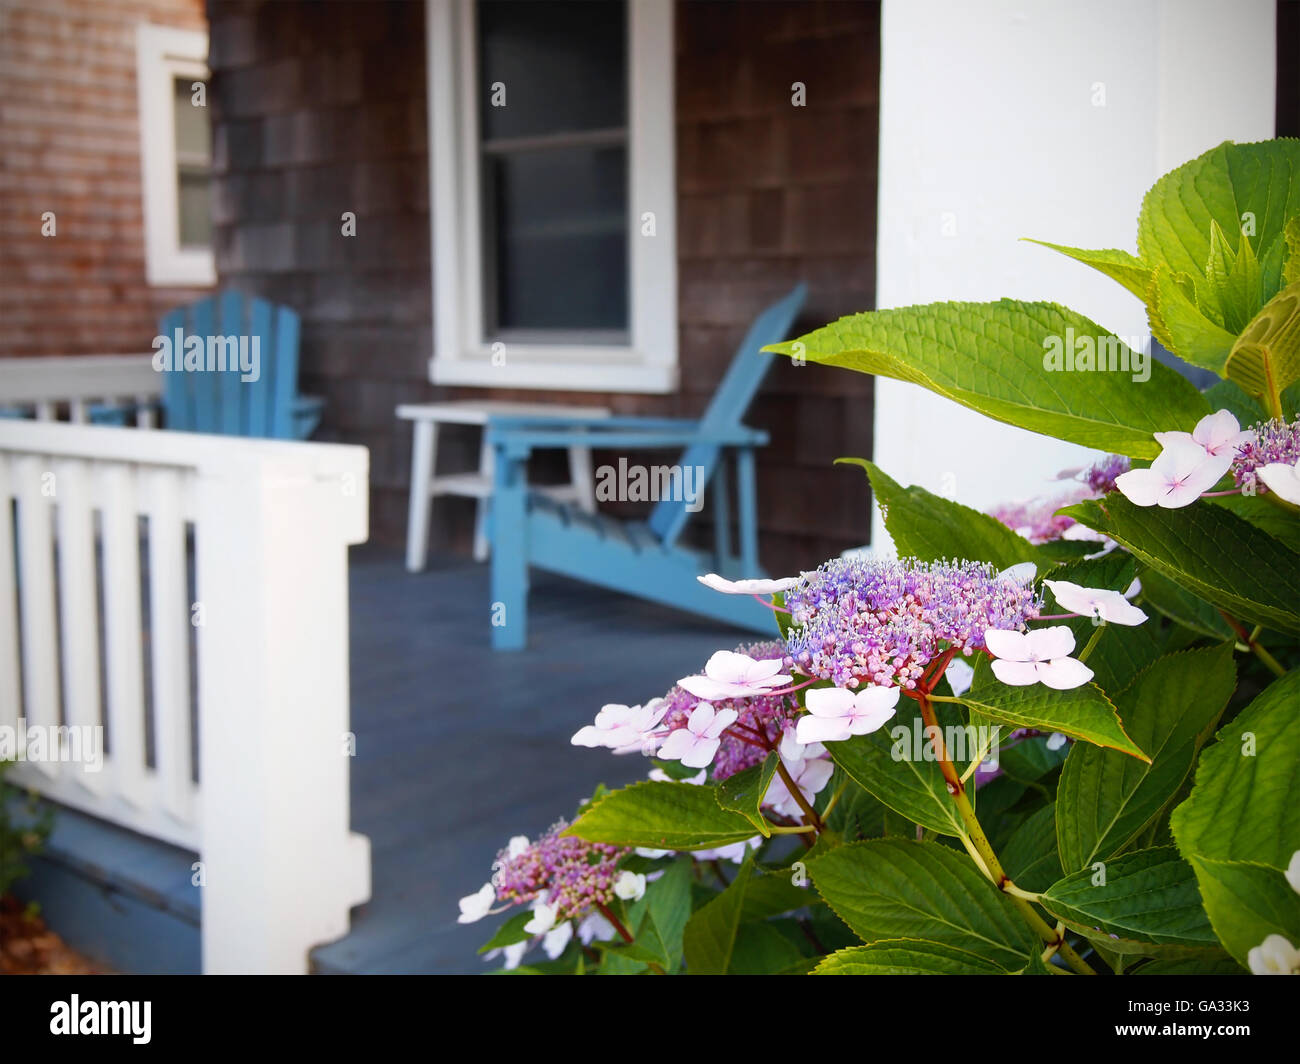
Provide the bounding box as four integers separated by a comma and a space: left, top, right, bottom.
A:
8, 800, 201, 974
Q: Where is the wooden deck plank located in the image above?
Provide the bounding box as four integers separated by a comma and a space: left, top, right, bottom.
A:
312, 548, 763, 974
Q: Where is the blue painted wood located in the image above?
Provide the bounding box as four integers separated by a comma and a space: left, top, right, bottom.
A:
16, 553, 768, 974
155, 289, 316, 440
486, 284, 806, 651
649, 283, 806, 546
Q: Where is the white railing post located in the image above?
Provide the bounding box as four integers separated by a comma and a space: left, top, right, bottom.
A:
194, 444, 371, 974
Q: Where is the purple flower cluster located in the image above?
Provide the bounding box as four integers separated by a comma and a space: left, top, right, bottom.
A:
493, 822, 627, 922
1084, 453, 1131, 495
1232, 416, 1300, 494
987, 455, 1128, 543
783, 557, 1041, 689
657, 641, 795, 781
988, 487, 1090, 544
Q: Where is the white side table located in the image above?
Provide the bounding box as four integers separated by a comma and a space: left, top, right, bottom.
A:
398, 400, 611, 569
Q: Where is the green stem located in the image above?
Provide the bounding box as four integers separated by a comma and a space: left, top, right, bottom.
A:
821, 780, 849, 819
1220, 610, 1287, 678
775, 756, 825, 833
1077, 622, 1106, 663
916, 692, 1095, 976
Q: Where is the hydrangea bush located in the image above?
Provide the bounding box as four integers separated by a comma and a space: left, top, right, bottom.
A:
460, 139, 1300, 976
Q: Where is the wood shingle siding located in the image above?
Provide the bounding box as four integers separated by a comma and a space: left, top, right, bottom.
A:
206, 0, 880, 573
0, 0, 209, 357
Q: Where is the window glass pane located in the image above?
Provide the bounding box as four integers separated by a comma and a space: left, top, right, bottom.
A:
478, 0, 626, 142
173, 77, 211, 248
486, 144, 628, 334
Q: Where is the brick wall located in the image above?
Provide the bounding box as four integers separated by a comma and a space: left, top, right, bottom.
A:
206, 0, 880, 575
0, 0, 209, 357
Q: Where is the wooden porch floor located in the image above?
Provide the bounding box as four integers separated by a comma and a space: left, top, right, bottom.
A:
311, 547, 759, 974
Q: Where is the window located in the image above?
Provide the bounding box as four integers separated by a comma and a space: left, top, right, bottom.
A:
136, 25, 214, 287
427, 0, 677, 392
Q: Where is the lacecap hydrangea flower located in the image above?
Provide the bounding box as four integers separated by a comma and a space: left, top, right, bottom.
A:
1232, 415, 1300, 496
490, 820, 628, 925
783, 557, 1042, 689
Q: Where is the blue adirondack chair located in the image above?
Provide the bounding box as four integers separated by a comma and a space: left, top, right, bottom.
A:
91, 290, 322, 438
485, 283, 807, 650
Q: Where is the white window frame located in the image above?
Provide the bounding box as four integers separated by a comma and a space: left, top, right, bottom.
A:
136, 24, 215, 287
426, 0, 677, 392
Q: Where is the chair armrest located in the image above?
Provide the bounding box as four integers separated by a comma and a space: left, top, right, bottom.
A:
486, 418, 769, 456
292, 395, 325, 439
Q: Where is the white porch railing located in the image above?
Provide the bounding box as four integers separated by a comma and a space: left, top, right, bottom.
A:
0, 355, 160, 424
0, 418, 371, 974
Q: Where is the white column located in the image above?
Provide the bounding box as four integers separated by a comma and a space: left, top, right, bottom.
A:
871, 0, 1276, 552
196, 445, 371, 974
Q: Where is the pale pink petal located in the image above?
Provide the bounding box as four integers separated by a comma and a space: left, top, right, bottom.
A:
849, 701, 898, 735
702, 650, 754, 682
1192, 409, 1247, 456
679, 735, 720, 769
656, 728, 697, 762
991, 658, 1040, 685
1043, 579, 1091, 615
798, 758, 835, 796
700, 706, 739, 739
677, 675, 737, 700
570, 725, 610, 748
1115, 467, 1167, 507
1026, 625, 1076, 661
1259, 461, 1300, 505
804, 687, 859, 718
1152, 429, 1197, 451
1036, 657, 1094, 690
1099, 593, 1148, 626
796, 715, 853, 745
984, 628, 1031, 661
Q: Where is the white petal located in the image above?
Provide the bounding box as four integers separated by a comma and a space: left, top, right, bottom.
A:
702, 650, 755, 682
1247, 934, 1300, 975
1025, 625, 1077, 661
697, 573, 798, 595
1043, 579, 1092, 615
1287, 851, 1300, 896
998, 561, 1037, 585
1115, 467, 1166, 507
524, 903, 557, 935
507, 835, 530, 858
1259, 462, 1300, 505
991, 658, 1040, 686
570, 725, 610, 748
456, 881, 497, 923
542, 921, 573, 959
656, 728, 697, 762
1192, 409, 1243, 455
700, 706, 738, 739
1036, 656, 1094, 690
577, 911, 616, 944
1097, 593, 1147, 626
679, 736, 720, 769
984, 628, 1032, 661
501, 941, 529, 969
1045, 732, 1068, 751
804, 686, 859, 718
613, 871, 647, 901
848, 701, 898, 735
944, 658, 975, 696
1152, 429, 1197, 451
796, 714, 853, 745
677, 675, 746, 700
798, 758, 835, 796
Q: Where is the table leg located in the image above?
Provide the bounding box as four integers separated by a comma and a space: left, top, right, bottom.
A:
568, 434, 596, 513
405, 418, 437, 572
473, 432, 493, 562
